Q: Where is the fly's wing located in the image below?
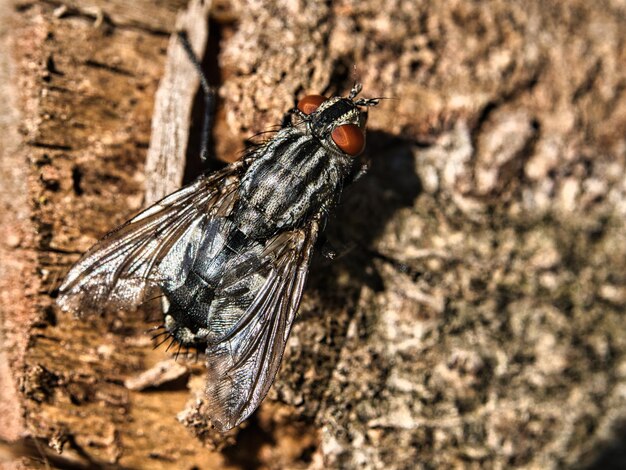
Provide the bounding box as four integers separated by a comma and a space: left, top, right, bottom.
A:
203, 220, 320, 431
57, 164, 242, 314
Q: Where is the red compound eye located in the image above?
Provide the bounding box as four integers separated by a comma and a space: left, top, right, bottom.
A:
297, 94, 327, 115
331, 124, 365, 156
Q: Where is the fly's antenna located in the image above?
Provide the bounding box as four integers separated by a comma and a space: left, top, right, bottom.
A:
348, 82, 363, 100
354, 97, 381, 107
349, 81, 382, 106
177, 30, 215, 165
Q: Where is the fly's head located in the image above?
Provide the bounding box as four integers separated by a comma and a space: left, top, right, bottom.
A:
296, 83, 379, 158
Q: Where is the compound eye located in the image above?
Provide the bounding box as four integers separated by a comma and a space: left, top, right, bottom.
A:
331, 124, 365, 156
297, 94, 327, 115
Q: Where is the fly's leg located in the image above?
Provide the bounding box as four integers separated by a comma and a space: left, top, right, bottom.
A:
280, 108, 296, 128
316, 231, 357, 262
345, 160, 369, 185
320, 231, 426, 280
365, 249, 422, 279
281, 94, 310, 128
177, 31, 215, 166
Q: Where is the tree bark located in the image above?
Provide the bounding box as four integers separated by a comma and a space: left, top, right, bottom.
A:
1, 0, 626, 469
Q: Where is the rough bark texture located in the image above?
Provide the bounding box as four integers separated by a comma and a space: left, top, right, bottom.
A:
1, 0, 626, 469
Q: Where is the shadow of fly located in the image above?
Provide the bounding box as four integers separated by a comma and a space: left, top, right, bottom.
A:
57, 32, 379, 432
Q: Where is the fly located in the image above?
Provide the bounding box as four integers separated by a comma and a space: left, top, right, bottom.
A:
57, 32, 379, 432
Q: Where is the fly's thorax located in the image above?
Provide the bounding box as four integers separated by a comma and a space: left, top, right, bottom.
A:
235, 127, 356, 237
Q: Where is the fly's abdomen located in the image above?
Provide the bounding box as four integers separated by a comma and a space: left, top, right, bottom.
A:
162, 219, 268, 346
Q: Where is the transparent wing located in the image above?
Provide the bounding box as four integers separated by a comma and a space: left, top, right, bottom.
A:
57, 164, 242, 314
203, 220, 320, 431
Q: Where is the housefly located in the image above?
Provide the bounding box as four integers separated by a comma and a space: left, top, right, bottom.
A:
57, 35, 379, 432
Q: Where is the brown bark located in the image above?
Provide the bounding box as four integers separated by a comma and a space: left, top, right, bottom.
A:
1, 0, 626, 469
